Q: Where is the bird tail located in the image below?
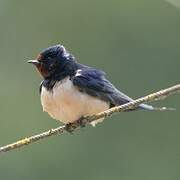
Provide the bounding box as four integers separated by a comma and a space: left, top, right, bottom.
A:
139, 103, 175, 111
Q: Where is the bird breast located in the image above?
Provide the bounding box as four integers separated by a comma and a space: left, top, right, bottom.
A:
40, 76, 109, 125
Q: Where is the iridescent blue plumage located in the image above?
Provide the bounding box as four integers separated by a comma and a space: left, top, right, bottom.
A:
29, 44, 170, 126
38, 44, 154, 110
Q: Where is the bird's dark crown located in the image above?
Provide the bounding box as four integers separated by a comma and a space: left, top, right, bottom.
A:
31, 44, 77, 79
39, 45, 66, 61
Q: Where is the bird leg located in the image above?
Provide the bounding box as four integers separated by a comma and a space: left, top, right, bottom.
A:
65, 123, 76, 134
77, 116, 87, 128
65, 116, 87, 133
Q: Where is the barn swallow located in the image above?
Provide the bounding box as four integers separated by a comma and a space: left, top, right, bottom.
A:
28, 44, 170, 127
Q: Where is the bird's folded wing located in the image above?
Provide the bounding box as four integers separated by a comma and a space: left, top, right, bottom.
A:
72, 68, 133, 106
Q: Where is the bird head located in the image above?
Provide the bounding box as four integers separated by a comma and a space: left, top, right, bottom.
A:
28, 44, 72, 79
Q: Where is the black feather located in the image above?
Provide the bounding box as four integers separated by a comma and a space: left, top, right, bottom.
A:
72, 68, 132, 107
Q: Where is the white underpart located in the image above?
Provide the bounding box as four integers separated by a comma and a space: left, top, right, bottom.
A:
41, 76, 109, 126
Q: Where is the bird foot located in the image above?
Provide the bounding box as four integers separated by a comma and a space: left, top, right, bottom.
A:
77, 116, 87, 128
65, 117, 87, 133
65, 123, 76, 134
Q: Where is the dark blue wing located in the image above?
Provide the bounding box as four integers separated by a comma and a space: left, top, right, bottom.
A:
72, 68, 133, 106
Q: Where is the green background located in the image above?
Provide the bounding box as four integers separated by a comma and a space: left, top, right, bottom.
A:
0, 0, 179, 179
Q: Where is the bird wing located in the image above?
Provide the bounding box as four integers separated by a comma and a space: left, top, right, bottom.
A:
72, 68, 133, 106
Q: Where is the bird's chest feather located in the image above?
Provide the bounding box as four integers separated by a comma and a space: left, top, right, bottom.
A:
40, 77, 109, 124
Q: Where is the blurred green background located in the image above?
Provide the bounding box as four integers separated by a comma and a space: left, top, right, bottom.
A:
0, 0, 179, 179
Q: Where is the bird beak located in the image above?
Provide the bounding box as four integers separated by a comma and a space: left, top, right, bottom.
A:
27, 60, 40, 65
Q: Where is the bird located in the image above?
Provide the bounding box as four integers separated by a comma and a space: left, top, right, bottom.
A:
28, 44, 170, 128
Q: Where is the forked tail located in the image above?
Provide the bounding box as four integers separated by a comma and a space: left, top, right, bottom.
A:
139, 103, 176, 111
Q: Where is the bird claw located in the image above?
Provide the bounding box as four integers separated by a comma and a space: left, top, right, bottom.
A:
65, 123, 75, 134
77, 117, 87, 128
65, 117, 86, 133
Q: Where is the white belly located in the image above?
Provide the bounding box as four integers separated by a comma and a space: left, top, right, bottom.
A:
41, 77, 109, 126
